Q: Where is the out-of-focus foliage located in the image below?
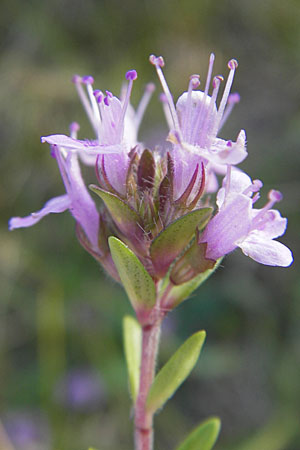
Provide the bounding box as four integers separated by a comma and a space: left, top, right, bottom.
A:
0, 0, 299, 449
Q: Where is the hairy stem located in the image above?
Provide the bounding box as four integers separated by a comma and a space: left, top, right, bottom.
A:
134, 317, 162, 450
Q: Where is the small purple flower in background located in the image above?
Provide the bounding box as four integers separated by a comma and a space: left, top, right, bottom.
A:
54, 369, 106, 412
3, 411, 51, 450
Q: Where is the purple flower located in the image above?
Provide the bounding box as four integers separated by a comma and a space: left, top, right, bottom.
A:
54, 368, 106, 412
42, 71, 155, 195
9, 126, 100, 253
150, 54, 247, 198
4, 411, 50, 449
199, 169, 293, 266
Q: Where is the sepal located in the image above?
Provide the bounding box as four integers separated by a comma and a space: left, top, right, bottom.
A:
146, 330, 206, 415
108, 237, 156, 323
176, 417, 221, 450
163, 258, 223, 309
170, 240, 216, 285
158, 152, 174, 218
150, 208, 212, 278
137, 149, 156, 192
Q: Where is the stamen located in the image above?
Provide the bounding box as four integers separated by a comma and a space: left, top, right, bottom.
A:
252, 193, 260, 204
69, 122, 80, 139
183, 74, 200, 141
135, 82, 155, 130
243, 179, 263, 196
212, 59, 238, 136
117, 70, 138, 137
159, 93, 173, 130
83, 76, 101, 134
190, 53, 215, 144
224, 164, 232, 199
198, 75, 223, 146
149, 54, 181, 134
72, 74, 98, 134
219, 92, 240, 131
204, 53, 215, 96
269, 189, 283, 203
252, 189, 283, 225
81, 75, 94, 85
93, 90, 104, 124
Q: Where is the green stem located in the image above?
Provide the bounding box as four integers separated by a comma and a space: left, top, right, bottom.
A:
134, 316, 162, 450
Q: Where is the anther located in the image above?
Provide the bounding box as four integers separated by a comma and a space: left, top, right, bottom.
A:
228, 92, 240, 104
189, 74, 200, 89
72, 74, 82, 84
69, 122, 80, 133
93, 90, 103, 103
243, 179, 263, 196
125, 70, 138, 81
252, 180, 263, 192
269, 189, 283, 203
106, 90, 113, 98
146, 82, 156, 93
212, 75, 224, 88
159, 93, 168, 103
149, 54, 165, 67
81, 75, 94, 85
104, 96, 110, 106
228, 59, 238, 70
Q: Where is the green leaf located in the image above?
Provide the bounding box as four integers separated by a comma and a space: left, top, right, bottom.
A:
90, 185, 145, 253
109, 237, 156, 313
123, 315, 142, 402
176, 417, 221, 450
168, 257, 223, 308
150, 208, 212, 278
146, 330, 206, 414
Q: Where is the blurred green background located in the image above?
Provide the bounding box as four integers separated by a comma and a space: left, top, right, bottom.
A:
1, 0, 299, 449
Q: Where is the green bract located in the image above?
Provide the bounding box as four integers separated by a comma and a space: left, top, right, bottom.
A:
90, 185, 146, 254
108, 237, 156, 314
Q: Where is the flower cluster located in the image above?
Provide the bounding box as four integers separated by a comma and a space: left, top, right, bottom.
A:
9, 53, 293, 313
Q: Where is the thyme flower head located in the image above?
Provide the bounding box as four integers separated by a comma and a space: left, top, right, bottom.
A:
9, 54, 293, 290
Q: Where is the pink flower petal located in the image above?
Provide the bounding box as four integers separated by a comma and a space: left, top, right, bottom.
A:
41, 134, 122, 154
239, 232, 293, 267
251, 209, 287, 239
9, 195, 71, 230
